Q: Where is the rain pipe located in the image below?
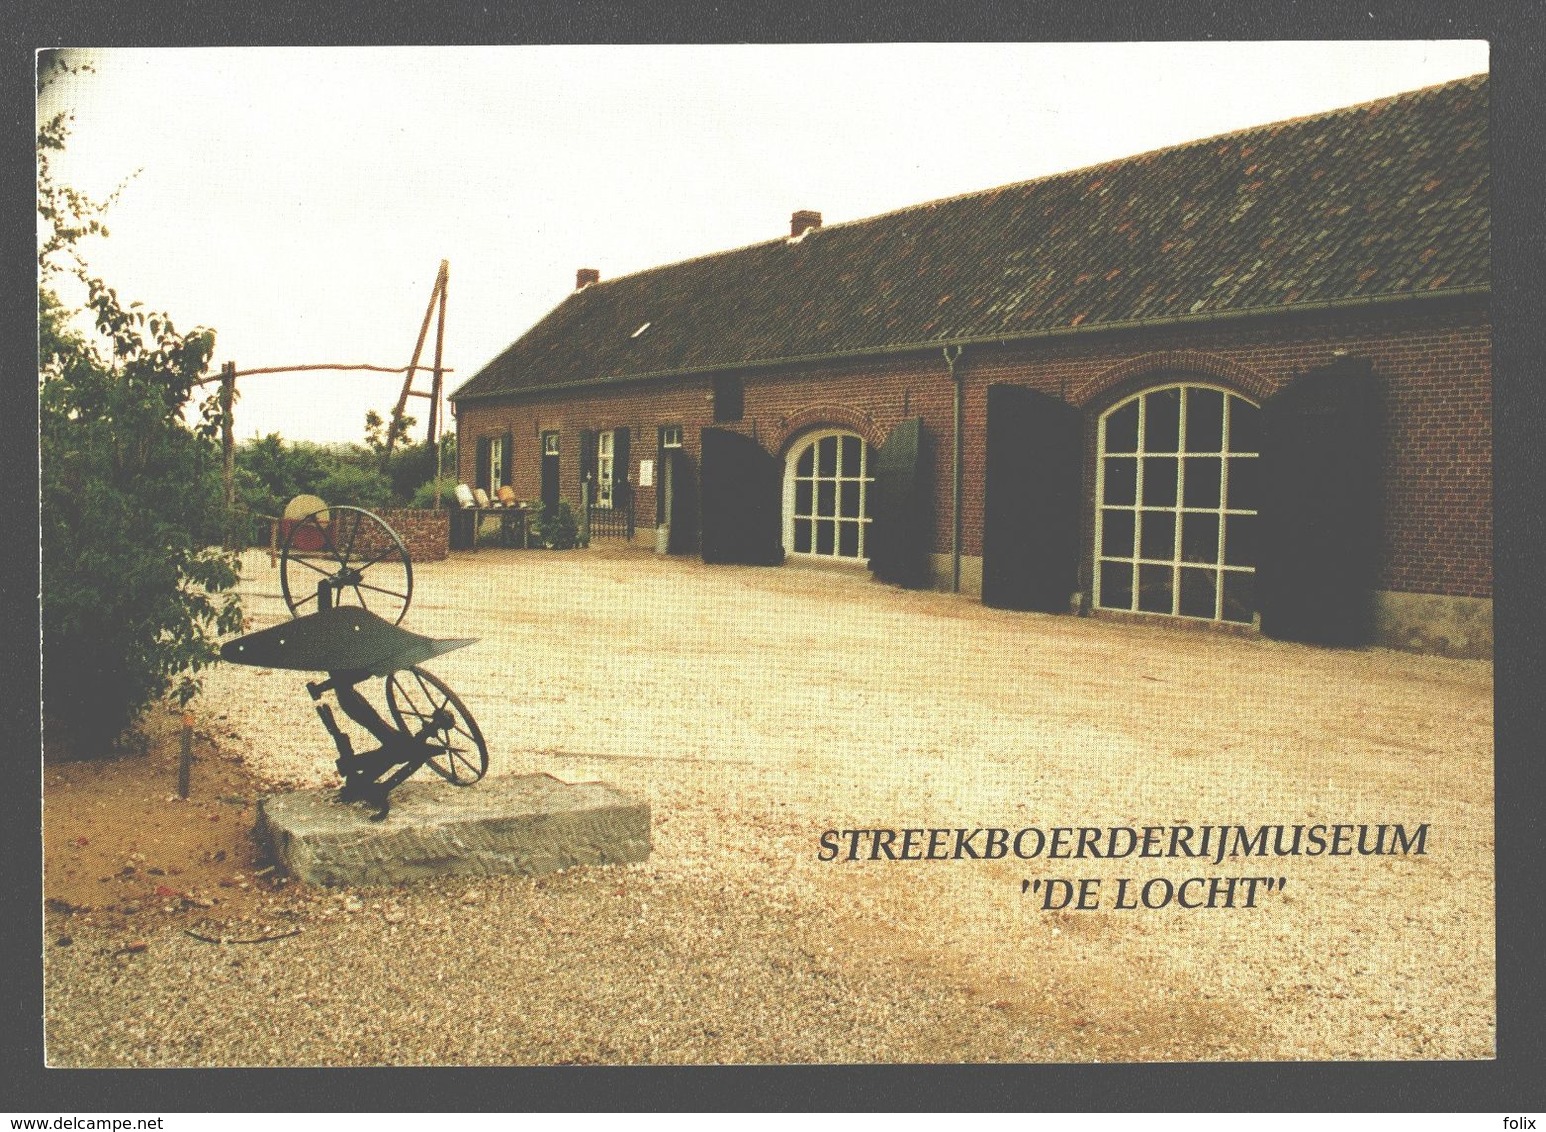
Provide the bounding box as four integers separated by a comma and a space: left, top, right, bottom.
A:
944, 344, 964, 594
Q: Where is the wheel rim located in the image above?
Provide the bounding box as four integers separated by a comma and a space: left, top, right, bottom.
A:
385, 666, 489, 785
280, 506, 414, 624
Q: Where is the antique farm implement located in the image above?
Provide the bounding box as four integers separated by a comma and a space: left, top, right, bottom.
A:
222, 506, 488, 819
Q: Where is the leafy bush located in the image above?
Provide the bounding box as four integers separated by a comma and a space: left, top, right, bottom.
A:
383, 440, 437, 501
409, 476, 457, 510
314, 463, 395, 511
233, 430, 457, 534
229, 433, 324, 543
39, 286, 243, 750
39, 67, 244, 752
389, 431, 457, 505
528, 502, 579, 549
237, 433, 329, 512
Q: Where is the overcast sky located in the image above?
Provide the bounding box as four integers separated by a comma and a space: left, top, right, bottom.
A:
38, 42, 1489, 446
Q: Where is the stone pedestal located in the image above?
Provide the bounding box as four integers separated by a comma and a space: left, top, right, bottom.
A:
257, 773, 650, 886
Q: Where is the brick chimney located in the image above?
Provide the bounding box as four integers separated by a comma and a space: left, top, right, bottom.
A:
576, 267, 600, 289
790, 210, 822, 238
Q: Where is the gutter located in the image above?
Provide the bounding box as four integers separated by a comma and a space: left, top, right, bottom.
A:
450, 284, 1490, 403
944, 345, 964, 594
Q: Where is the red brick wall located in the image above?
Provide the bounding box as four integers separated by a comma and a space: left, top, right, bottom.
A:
455, 302, 1490, 599
456, 378, 711, 534
374, 508, 449, 563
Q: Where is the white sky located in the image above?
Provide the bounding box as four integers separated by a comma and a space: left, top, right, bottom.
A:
38, 42, 1489, 446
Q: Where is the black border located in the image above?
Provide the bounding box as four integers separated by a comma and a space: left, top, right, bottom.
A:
6, 1, 1542, 1113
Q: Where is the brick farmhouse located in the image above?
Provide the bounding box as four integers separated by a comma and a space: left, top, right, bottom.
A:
451, 75, 1490, 658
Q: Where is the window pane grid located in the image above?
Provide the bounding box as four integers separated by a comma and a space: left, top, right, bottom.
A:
596, 430, 615, 508
488, 437, 505, 489
786, 430, 872, 561
1094, 384, 1259, 624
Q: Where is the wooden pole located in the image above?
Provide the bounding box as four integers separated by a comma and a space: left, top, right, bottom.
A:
220, 361, 236, 548
430, 261, 448, 507
429, 263, 447, 447
382, 261, 448, 472
192, 362, 455, 386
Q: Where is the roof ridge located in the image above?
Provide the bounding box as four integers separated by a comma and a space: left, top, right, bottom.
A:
819, 72, 1489, 233
577, 71, 1488, 293
456, 70, 1488, 403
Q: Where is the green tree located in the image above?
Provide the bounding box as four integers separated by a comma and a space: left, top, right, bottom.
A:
232, 423, 457, 523
241, 433, 323, 501
405, 432, 458, 509
234, 432, 332, 518
39, 61, 244, 751
366, 410, 445, 503
364, 408, 415, 459
314, 463, 396, 511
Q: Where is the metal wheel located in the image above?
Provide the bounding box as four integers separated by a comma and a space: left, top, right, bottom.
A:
385, 666, 489, 785
280, 506, 413, 624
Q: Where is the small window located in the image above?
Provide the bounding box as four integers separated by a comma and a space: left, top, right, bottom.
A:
597, 429, 615, 508
487, 436, 506, 488
542, 431, 560, 456
712, 375, 743, 423
660, 424, 683, 449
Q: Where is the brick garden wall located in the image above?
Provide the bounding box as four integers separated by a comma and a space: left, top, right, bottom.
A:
374, 508, 449, 563
455, 301, 1490, 600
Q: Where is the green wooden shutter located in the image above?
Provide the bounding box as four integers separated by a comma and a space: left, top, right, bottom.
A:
540, 435, 559, 514
981, 384, 1081, 612
474, 436, 492, 494
666, 447, 699, 554
1257, 358, 1380, 646
655, 428, 669, 519
614, 427, 631, 510
578, 430, 597, 499
501, 431, 513, 487
700, 428, 784, 565
868, 417, 932, 589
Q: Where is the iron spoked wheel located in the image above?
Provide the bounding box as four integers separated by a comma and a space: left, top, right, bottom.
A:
280, 506, 414, 624
385, 666, 489, 785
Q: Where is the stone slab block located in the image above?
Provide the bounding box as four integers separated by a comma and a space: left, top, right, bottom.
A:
257, 773, 650, 886
1372, 590, 1492, 659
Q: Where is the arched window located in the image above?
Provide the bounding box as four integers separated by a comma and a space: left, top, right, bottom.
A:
783, 429, 873, 560
1094, 383, 1261, 623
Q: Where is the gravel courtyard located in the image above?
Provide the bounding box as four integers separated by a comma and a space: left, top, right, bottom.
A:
44, 543, 1495, 1065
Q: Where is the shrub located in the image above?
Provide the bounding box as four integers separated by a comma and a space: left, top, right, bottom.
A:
409, 476, 457, 510
39, 75, 243, 752
236, 432, 329, 511
384, 440, 436, 501
314, 464, 395, 511
234, 426, 456, 524
40, 289, 244, 751
528, 501, 579, 549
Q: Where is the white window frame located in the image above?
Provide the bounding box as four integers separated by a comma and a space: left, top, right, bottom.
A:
597, 429, 615, 509
660, 424, 683, 449
487, 436, 505, 491
782, 428, 873, 563
542, 431, 560, 457
1093, 382, 1260, 624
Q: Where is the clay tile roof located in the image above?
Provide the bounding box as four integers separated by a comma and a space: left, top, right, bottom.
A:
453, 74, 1488, 401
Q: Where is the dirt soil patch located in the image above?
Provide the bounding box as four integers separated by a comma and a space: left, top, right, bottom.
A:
43, 707, 309, 941
43, 544, 1495, 1066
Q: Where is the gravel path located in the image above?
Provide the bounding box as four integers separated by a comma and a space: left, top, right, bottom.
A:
44, 545, 1495, 1065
